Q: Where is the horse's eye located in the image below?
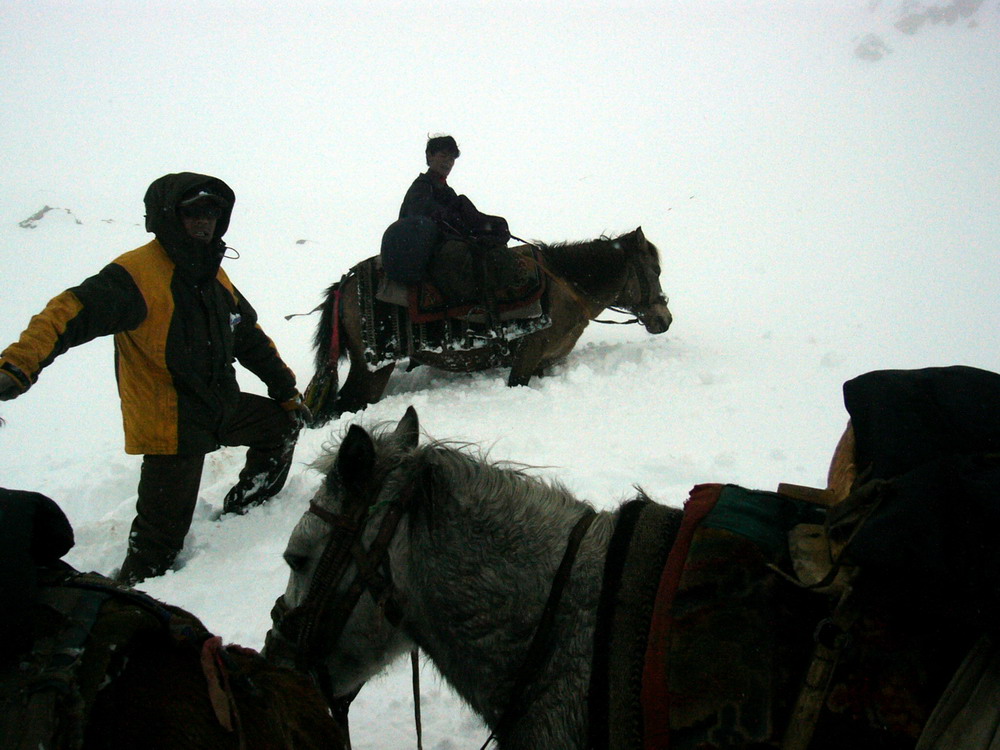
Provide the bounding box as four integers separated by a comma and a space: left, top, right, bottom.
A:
284, 552, 309, 572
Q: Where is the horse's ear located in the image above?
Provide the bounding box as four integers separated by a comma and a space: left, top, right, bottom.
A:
635, 226, 646, 243
335, 424, 376, 495
393, 406, 420, 449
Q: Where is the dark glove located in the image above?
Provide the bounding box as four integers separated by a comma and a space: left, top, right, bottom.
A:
281, 393, 313, 429
0, 372, 22, 402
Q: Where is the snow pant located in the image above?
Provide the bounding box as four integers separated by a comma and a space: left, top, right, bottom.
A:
116, 393, 300, 585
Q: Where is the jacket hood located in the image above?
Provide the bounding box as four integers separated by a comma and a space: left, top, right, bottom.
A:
144, 172, 237, 281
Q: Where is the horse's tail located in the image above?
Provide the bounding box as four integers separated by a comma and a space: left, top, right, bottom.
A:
312, 279, 344, 372
303, 276, 347, 428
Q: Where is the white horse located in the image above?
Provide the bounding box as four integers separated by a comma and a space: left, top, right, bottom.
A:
267, 407, 622, 747
263, 409, 969, 750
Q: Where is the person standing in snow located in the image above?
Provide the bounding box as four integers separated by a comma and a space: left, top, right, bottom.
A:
0, 172, 309, 585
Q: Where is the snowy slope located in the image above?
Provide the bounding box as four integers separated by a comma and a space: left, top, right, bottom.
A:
2, 3, 998, 747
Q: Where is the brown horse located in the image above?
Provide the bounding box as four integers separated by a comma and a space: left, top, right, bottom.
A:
303, 227, 672, 425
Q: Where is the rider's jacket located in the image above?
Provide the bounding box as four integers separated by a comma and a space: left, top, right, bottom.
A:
399, 171, 465, 229
398, 171, 509, 244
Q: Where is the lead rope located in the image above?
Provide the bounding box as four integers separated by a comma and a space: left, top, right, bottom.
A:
778, 481, 887, 750
781, 574, 861, 750
412, 649, 424, 750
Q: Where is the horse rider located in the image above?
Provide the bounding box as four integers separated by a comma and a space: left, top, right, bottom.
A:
0, 172, 309, 585
398, 134, 509, 245
390, 135, 513, 307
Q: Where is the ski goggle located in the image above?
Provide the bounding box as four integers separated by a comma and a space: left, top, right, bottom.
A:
178, 203, 223, 220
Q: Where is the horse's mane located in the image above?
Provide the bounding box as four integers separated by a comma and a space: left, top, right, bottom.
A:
537, 229, 656, 299
416, 440, 586, 520
314, 422, 590, 527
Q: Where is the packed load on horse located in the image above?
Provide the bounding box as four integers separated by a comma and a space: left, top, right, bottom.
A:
0, 488, 346, 750
382, 134, 513, 296
267, 366, 1000, 749
303, 225, 672, 425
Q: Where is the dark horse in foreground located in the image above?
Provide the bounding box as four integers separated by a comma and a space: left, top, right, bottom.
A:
303, 228, 672, 425
266, 374, 999, 748
0, 488, 346, 750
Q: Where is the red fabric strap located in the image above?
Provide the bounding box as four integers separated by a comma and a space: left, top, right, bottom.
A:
327, 286, 342, 367
640, 483, 724, 749
201, 635, 235, 732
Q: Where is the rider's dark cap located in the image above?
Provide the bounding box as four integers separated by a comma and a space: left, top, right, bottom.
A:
425, 135, 460, 158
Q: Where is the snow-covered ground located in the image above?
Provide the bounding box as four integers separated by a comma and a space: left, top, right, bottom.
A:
2, 3, 998, 747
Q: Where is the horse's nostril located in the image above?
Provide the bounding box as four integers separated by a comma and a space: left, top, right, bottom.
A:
648, 316, 670, 334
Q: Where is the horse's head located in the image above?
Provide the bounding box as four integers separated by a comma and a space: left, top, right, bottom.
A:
618, 227, 672, 334
264, 407, 421, 698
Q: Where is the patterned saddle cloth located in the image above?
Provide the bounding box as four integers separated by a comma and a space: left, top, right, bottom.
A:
355, 254, 551, 370
376, 242, 546, 324
0, 566, 211, 750
592, 484, 963, 750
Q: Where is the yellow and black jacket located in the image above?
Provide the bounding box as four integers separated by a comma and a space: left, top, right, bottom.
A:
0, 173, 297, 455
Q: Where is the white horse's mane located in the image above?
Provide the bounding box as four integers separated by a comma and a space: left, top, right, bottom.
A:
312, 422, 590, 521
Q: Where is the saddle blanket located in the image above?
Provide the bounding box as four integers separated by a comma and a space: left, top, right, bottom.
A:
355, 256, 551, 371
376, 277, 544, 325
374, 244, 546, 324
591, 483, 972, 749
590, 485, 824, 750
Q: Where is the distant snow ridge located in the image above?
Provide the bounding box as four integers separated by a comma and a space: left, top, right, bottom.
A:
893, 0, 986, 34
857, 0, 988, 61
18, 205, 83, 229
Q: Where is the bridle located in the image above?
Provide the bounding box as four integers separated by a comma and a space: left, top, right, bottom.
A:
601, 247, 669, 326
513, 233, 668, 327
268, 469, 598, 749
268, 482, 417, 707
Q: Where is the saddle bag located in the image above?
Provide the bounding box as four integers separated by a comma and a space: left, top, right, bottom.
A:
833, 366, 1000, 627
380, 216, 440, 284
0, 569, 208, 750
778, 366, 1000, 748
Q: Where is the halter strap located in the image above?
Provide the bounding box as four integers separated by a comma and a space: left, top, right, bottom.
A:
482, 508, 599, 748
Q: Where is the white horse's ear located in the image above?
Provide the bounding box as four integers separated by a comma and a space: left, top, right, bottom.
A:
336, 424, 376, 495
394, 406, 420, 449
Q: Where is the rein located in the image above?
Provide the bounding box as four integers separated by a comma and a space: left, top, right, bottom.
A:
511, 233, 663, 327
597, 307, 643, 325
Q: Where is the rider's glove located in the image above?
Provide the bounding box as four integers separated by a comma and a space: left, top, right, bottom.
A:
281, 392, 313, 429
